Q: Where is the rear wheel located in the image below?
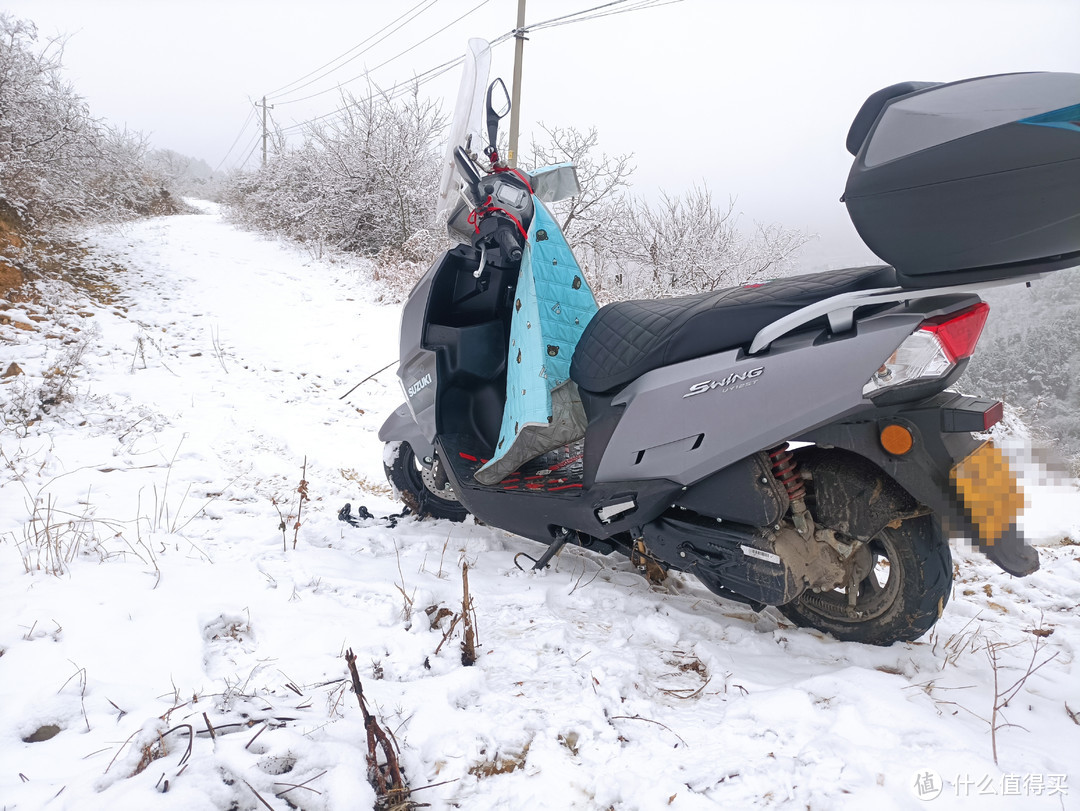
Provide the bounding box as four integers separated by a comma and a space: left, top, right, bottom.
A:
777, 514, 951, 645
384, 441, 468, 522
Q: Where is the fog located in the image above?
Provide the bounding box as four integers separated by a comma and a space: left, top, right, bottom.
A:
6, 0, 1078, 265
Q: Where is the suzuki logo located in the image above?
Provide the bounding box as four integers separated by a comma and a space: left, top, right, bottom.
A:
406, 374, 432, 398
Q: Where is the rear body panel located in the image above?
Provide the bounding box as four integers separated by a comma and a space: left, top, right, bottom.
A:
594, 314, 923, 485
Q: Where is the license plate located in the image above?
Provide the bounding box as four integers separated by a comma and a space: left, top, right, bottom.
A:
950, 442, 1024, 543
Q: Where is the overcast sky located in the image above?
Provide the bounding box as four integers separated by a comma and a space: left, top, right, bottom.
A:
6, 0, 1079, 266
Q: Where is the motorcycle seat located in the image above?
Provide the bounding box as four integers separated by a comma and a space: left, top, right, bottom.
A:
570, 264, 898, 393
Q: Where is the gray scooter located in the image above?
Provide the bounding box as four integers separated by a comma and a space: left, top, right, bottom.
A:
379, 66, 1080, 646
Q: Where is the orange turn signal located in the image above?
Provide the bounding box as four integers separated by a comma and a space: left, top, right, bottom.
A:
880, 424, 914, 455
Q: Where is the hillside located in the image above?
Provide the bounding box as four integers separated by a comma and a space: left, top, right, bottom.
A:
1, 206, 1078, 810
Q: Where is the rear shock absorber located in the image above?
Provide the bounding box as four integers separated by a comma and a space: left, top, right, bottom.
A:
769, 443, 814, 538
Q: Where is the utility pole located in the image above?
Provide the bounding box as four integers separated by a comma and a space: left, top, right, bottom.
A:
508, 0, 526, 167
256, 96, 274, 167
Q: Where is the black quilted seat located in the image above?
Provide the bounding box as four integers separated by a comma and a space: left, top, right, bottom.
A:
570, 265, 898, 393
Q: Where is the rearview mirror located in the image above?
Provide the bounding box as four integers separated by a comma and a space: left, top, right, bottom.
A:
486, 78, 511, 155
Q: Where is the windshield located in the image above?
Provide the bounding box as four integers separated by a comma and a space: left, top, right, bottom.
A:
436, 38, 491, 221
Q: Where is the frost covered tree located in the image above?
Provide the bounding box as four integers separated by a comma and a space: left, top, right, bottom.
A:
0, 13, 174, 234
613, 185, 810, 298
227, 109, 810, 302
525, 124, 810, 302
224, 85, 446, 273
962, 268, 1080, 470
524, 123, 635, 289
147, 149, 216, 199
0, 14, 95, 226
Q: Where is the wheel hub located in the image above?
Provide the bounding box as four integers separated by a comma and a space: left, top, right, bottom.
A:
420, 463, 460, 502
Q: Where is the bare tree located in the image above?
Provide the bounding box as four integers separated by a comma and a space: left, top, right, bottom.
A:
523, 124, 635, 297
524, 124, 810, 303
613, 184, 811, 298
526, 123, 635, 240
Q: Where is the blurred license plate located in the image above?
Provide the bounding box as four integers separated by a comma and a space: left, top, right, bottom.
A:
950, 442, 1024, 543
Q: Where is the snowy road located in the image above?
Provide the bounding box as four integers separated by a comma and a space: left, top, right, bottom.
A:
1, 206, 1079, 810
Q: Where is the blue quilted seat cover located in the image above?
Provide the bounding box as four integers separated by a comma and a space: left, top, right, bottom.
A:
475, 198, 598, 482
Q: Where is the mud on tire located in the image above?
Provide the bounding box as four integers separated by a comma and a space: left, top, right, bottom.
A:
777, 514, 951, 645
384, 441, 468, 522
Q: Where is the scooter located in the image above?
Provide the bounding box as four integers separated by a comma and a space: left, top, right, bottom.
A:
379, 46, 1080, 646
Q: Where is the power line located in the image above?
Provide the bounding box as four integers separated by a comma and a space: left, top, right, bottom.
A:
276, 52, 477, 136
525, 0, 633, 31
214, 107, 258, 172
530, 0, 685, 32
276, 28, 519, 136
231, 130, 263, 172
267, 0, 443, 102
241, 0, 682, 158
272, 0, 498, 107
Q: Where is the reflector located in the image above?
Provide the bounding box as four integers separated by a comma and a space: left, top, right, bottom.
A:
880, 424, 914, 455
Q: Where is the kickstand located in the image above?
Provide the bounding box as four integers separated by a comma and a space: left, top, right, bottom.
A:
514, 529, 575, 571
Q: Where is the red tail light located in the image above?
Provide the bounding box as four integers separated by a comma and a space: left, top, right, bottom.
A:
863, 301, 990, 397
920, 302, 990, 362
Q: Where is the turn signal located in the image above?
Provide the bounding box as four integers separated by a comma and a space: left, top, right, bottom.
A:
880, 424, 914, 455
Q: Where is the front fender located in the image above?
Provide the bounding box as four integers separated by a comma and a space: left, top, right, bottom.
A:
378, 403, 435, 465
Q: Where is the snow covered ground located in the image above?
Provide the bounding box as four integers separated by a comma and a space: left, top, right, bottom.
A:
1, 205, 1079, 811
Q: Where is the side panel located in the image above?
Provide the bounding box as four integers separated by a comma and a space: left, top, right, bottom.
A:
595, 313, 924, 486
397, 258, 443, 443
674, 452, 789, 526
378, 402, 435, 464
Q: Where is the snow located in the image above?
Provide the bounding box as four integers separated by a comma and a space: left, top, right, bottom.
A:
2, 205, 1079, 810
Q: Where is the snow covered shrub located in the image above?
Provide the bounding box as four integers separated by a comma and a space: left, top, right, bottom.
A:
223, 85, 447, 286
523, 123, 636, 299
3, 331, 92, 429
0, 13, 175, 234
371, 226, 448, 302
146, 149, 220, 201
611, 186, 811, 298
0, 15, 93, 228
82, 126, 181, 220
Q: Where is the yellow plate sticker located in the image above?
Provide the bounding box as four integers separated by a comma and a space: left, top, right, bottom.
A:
950, 442, 1024, 544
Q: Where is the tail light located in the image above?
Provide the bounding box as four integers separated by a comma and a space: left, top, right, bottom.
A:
863, 302, 989, 396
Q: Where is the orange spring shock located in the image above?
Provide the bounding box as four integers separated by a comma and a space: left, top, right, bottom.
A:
768, 443, 806, 502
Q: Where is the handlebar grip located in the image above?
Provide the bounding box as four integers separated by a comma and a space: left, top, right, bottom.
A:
494, 225, 522, 263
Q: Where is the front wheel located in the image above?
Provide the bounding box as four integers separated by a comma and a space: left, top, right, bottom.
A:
777, 515, 951, 645
384, 441, 468, 522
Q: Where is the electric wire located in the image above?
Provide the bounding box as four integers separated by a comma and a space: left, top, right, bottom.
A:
214, 107, 258, 172
529, 0, 684, 32
272, 0, 497, 107
522, 0, 636, 31
267, 0, 443, 103
234, 130, 263, 171
275, 53, 471, 135
235, 0, 681, 161
275, 27, 519, 137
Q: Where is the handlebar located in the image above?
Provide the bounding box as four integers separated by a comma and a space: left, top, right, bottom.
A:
493, 223, 522, 264
453, 146, 482, 194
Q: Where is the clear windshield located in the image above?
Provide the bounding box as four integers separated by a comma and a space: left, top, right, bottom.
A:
436, 38, 491, 221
